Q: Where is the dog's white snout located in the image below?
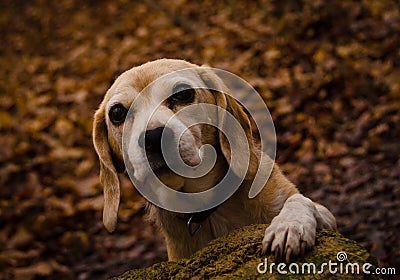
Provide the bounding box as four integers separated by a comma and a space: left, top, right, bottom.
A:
138, 126, 174, 156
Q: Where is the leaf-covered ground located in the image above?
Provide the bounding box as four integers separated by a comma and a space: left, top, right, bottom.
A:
0, 0, 399, 279
114, 225, 380, 280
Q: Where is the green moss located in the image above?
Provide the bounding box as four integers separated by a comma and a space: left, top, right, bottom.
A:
113, 225, 380, 280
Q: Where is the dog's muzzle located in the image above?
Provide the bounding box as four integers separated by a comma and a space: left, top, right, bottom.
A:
138, 126, 174, 171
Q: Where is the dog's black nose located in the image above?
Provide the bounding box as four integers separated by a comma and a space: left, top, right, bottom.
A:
138, 126, 174, 155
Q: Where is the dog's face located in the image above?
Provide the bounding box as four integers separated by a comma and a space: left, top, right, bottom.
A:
93, 59, 260, 232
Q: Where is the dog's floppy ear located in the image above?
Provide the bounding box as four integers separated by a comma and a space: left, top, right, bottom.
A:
198, 67, 260, 179
93, 104, 120, 233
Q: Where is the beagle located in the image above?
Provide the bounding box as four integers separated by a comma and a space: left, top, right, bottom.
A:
93, 59, 336, 262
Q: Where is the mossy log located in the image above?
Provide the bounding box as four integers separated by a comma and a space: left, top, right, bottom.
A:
113, 224, 380, 279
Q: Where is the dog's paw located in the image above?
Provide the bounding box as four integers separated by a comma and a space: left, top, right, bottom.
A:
262, 207, 317, 262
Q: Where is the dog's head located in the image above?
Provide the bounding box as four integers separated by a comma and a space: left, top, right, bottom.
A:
93, 59, 261, 232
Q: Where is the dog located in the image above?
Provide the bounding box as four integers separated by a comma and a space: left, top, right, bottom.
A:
93, 59, 336, 262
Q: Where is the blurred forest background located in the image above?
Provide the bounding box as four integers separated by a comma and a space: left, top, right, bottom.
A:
0, 0, 399, 279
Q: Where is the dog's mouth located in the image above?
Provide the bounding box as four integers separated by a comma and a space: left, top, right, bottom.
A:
146, 154, 177, 177
151, 159, 170, 175
145, 155, 187, 191
147, 154, 167, 171
145, 146, 200, 176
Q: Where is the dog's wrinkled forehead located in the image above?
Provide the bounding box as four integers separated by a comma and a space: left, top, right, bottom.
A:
104, 59, 203, 112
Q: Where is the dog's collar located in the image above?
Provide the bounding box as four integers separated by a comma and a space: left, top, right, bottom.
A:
180, 207, 218, 236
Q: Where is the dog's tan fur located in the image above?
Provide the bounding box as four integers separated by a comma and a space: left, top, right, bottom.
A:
93, 59, 336, 262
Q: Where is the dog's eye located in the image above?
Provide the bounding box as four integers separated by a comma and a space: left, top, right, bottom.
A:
109, 104, 127, 125
169, 84, 195, 104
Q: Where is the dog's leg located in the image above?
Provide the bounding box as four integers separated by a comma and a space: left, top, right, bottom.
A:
262, 193, 336, 262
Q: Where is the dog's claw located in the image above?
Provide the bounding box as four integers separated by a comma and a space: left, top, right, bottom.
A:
300, 241, 307, 256
274, 246, 280, 260
262, 230, 274, 254
285, 247, 292, 263
262, 243, 268, 254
